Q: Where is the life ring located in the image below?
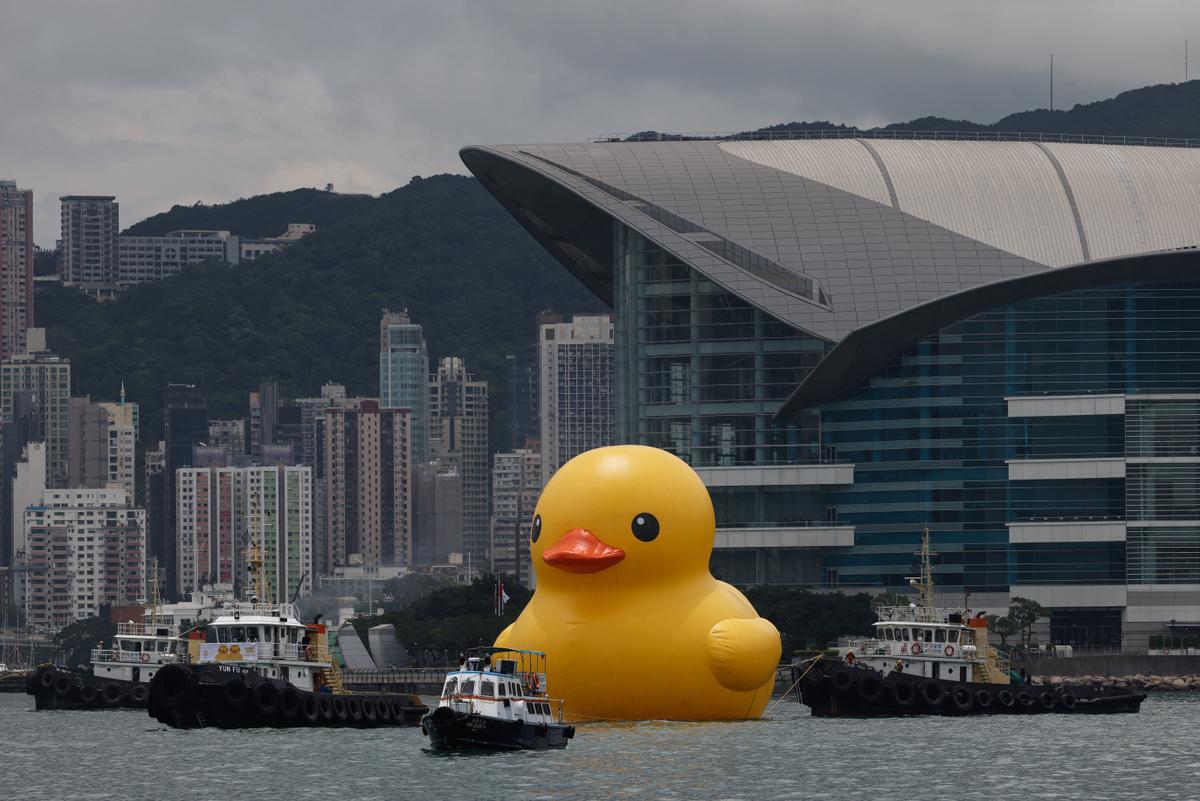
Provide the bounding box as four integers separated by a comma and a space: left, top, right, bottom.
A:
944, 644, 955, 657
140, 652, 151, 663
304, 644, 315, 661
911, 643, 922, 655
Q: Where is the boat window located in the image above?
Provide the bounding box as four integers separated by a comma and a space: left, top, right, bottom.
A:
511, 683, 520, 696
497, 683, 506, 697
288, 628, 298, 644
901, 628, 911, 641
481, 680, 495, 698
922, 629, 933, 642
461, 680, 477, 696
934, 629, 946, 643
232, 627, 245, 641
158, 641, 169, 652
442, 678, 457, 698
264, 627, 273, 642
948, 630, 959, 644
128, 640, 141, 652
882, 628, 892, 641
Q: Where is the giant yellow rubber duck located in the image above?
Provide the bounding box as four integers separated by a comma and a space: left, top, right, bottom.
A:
495, 445, 781, 721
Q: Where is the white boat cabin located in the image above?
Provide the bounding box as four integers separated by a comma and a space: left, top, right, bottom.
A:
437, 655, 562, 725
92, 621, 182, 685
196, 602, 332, 692
843, 607, 1008, 684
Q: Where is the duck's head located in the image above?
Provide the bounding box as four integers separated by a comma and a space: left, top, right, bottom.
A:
530, 445, 715, 589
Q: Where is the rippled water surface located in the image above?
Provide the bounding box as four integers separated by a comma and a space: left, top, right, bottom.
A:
3, 691, 1198, 800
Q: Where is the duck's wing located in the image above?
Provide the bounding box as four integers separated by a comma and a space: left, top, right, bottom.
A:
707, 617, 782, 692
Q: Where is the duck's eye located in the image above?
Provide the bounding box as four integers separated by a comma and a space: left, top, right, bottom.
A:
531, 514, 542, 543
631, 513, 659, 542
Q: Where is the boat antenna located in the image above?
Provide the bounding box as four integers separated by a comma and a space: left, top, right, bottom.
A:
289, 572, 308, 605
906, 527, 937, 610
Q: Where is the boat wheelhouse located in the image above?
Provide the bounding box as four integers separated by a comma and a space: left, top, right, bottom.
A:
422, 647, 575, 750
193, 601, 333, 692
91, 620, 183, 687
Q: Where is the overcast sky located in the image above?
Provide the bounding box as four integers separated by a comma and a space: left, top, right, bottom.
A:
3, 0, 1196, 245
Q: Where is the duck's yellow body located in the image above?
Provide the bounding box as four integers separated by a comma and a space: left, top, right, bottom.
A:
495, 445, 781, 721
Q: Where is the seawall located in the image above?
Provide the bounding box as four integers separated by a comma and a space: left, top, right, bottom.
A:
1017, 654, 1200, 677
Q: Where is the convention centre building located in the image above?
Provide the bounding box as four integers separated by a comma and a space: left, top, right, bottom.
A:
462, 133, 1200, 647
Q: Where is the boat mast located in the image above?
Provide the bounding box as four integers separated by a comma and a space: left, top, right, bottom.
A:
907, 527, 937, 610
244, 542, 270, 604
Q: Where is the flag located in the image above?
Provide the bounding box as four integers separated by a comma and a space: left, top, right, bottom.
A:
496, 577, 511, 616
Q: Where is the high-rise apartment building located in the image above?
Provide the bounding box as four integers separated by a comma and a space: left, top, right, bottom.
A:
99, 392, 138, 498
490, 444, 541, 586
294, 383, 347, 576
162, 384, 208, 595
249, 382, 280, 459
429, 356, 489, 570
538, 314, 615, 485
413, 461, 463, 566
207, 419, 246, 460
323, 399, 411, 570
1, 329, 70, 487
0, 390, 43, 567
176, 465, 312, 601
0, 180, 33, 359
24, 487, 146, 632
10, 442, 46, 567
379, 311, 429, 464
60, 195, 119, 296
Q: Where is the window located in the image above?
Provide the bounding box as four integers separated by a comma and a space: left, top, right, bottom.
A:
481, 680, 495, 698
460, 680, 476, 696
948, 630, 959, 643
497, 683, 506, 697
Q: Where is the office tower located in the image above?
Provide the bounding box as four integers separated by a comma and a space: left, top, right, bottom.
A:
1, 329, 70, 487
207, 418, 246, 460
429, 356, 489, 570
379, 310, 429, 464
538, 314, 615, 485
176, 465, 312, 601
490, 444, 541, 586
0, 390, 44, 567
323, 399, 411, 569
24, 487, 146, 632
162, 383, 208, 595
60, 195, 119, 296
0, 180, 33, 358
413, 462, 463, 566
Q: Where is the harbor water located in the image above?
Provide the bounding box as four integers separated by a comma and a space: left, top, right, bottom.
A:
3, 691, 1198, 800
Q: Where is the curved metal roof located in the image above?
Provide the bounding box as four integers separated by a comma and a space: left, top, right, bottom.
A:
462, 139, 1200, 410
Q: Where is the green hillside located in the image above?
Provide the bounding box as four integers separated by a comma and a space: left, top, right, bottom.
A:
37, 174, 606, 444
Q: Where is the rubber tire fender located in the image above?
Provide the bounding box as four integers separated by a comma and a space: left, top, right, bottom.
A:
375, 698, 393, 724
430, 705, 455, 732
129, 683, 150, 705
830, 668, 855, 694
856, 673, 884, 703
890, 681, 916, 707
997, 689, 1016, 709
101, 682, 125, 707
388, 698, 406, 721
950, 684, 974, 713
1016, 690, 1035, 709
79, 683, 99, 704
279, 685, 302, 724
1038, 691, 1057, 711
919, 680, 945, 707
974, 689, 993, 710
345, 696, 364, 725
299, 692, 321, 724
332, 696, 349, 725
222, 677, 249, 711
1059, 692, 1077, 711
361, 696, 379, 725
38, 667, 56, 690
53, 672, 74, 697
318, 693, 336, 723
151, 664, 192, 712
253, 681, 282, 721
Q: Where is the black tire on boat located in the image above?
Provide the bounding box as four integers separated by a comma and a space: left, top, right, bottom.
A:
332, 696, 349, 725
890, 681, 916, 707
129, 683, 149, 705
38, 666, 56, 690
279, 685, 301, 724
831, 668, 854, 694
222, 677, 249, 712
376, 698, 393, 724
53, 672, 74, 697
388, 698, 406, 721
1016, 690, 1035, 710
856, 673, 884, 702
361, 696, 378, 725
919, 680, 945, 707
151, 664, 192, 713
430, 705, 455, 732
318, 694, 336, 723
79, 682, 99, 704
101, 682, 124, 707
950, 684, 974, 713
1038, 691, 1057, 711
299, 692, 321, 725
1059, 692, 1077, 711
997, 689, 1016, 709
345, 697, 364, 725
974, 689, 993, 710
253, 681, 282, 721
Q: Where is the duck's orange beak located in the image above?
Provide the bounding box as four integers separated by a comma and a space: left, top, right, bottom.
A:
542, 528, 625, 573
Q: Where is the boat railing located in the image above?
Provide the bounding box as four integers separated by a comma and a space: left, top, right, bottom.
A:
91, 647, 180, 665
873, 606, 956, 623
247, 642, 331, 664
116, 621, 177, 637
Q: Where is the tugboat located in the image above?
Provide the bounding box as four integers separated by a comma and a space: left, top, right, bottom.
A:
148, 547, 426, 729
421, 647, 576, 750
27, 571, 184, 710
793, 530, 1146, 717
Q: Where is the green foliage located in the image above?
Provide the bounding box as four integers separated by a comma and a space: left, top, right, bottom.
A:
122, 187, 379, 238
1149, 633, 1200, 650
870, 591, 911, 610
36, 175, 605, 447
742, 586, 876, 655
53, 616, 115, 668
352, 574, 533, 655
986, 614, 1019, 648
33, 250, 58, 277
1007, 596, 1049, 648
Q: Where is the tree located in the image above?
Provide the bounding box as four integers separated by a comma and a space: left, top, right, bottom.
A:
870, 592, 911, 611
743, 587, 876, 655
986, 614, 1019, 648
53, 616, 116, 668
1007, 597, 1048, 649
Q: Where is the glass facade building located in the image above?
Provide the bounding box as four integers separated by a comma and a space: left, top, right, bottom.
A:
464, 136, 1200, 647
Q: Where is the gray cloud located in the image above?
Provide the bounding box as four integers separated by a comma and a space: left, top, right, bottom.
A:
2, 0, 1196, 245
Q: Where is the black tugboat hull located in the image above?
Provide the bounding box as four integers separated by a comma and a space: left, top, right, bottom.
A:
794, 661, 1147, 718
421, 706, 575, 751
25, 666, 149, 711
147, 663, 428, 729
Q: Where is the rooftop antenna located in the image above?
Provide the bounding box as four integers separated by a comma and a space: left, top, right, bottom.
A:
1050, 53, 1054, 111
